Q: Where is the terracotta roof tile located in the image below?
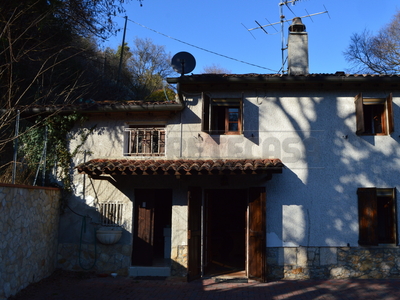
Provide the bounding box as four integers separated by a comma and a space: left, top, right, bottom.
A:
76, 158, 283, 176
8, 100, 182, 115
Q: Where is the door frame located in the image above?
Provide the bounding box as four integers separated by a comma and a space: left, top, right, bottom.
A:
187, 186, 266, 282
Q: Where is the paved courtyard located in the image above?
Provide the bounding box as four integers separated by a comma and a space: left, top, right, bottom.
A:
8, 270, 400, 300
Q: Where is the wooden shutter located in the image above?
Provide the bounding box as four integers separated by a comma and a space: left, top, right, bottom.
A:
187, 186, 202, 281
201, 93, 210, 133
386, 93, 394, 134
357, 188, 378, 245
355, 93, 365, 135
248, 187, 266, 282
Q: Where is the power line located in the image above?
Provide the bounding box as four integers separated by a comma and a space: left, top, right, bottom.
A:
126, 18, 279, 73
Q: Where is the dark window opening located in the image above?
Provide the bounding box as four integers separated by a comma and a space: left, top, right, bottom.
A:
211, 106, 241, 135
357, 188, 397, 245
202, 95, 243, 135
363, 103, 385, 134
377, 194, 396, 243
355, 93, 394, 136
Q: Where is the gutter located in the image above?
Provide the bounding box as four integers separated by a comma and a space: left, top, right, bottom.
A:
166, 74, 400, 85
0, 101, 185, 116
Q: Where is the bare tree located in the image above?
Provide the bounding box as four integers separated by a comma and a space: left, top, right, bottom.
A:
126, 38, 173, 100
202, 64, 231, 74
344, 11, 400, 74
0, 0, 138, 180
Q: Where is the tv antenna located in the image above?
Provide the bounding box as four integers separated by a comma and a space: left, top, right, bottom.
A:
245, 0, 329, 74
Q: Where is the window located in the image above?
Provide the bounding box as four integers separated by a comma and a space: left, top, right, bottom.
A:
124, 126, 165, 156
357, 188, 397, 245
355, 93, 394, 135
100, 202, 123, 227
201, 94, 243, 135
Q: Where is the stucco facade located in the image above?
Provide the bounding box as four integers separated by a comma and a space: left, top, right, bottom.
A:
58, 74, 400, 281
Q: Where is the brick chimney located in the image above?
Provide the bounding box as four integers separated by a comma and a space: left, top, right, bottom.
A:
288, 17, 309, 75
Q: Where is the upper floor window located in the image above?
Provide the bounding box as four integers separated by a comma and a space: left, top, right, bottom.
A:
124, 126, 165, 156
201, 94, 243, 135
357, 188, 397, 245
355, 93, 394, 135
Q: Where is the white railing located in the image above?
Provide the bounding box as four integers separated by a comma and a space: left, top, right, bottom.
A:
124, 127, 165, 156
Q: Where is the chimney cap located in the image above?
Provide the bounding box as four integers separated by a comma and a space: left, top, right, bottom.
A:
289, 17, 306, 32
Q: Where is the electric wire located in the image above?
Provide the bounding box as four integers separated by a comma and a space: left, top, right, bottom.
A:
125, 18, 279, 73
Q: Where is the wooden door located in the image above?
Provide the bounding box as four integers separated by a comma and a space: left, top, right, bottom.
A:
132, 189, 155, 266
248, 187, 266, 282
187, 186, 202, 281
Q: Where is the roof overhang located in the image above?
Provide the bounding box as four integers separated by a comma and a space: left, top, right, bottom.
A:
167, 73, 400, 85
76, 159, 284, 176
1, 100, 184, 116
167, 73, 400, 91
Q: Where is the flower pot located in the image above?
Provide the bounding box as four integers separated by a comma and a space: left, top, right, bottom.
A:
96, 227, 122, 245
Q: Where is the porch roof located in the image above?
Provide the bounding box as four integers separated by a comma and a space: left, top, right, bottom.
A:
76, 158, 283, 176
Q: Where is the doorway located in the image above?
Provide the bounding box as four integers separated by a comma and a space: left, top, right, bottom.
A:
204, 189, 247, 276
132, 189, 172, 267
187, 186, 266, 282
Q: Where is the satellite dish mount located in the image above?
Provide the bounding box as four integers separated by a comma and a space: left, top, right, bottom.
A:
171, 52, 196, 76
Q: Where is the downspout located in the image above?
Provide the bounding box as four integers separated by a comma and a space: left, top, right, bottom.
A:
177, 82, 184, 158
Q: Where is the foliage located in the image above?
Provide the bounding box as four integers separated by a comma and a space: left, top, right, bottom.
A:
344, 11, 400, 74
0, 0, 138, 156
146, 87, 176, 102
19, 113, 94, 190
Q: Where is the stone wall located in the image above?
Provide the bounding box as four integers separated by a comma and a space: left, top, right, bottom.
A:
171, 245, 188, 277
57, 243, 131, 275
0, 184, 60, 299
267, 246, 400, 280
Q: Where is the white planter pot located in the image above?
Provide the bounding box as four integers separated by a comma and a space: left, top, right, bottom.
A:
96, 227, 122, 245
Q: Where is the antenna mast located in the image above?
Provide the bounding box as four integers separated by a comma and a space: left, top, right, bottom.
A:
247, 0, 328, 74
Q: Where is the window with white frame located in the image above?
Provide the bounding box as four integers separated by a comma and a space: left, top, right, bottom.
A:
124, 125, 165, 156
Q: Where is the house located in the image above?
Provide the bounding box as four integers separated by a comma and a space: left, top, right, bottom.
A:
59, 18, 400, 281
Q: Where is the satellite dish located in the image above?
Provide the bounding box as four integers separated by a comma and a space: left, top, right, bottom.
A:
171, 52, 196, 75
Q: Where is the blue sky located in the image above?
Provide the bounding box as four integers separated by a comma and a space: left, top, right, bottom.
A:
102, 0, 399, 75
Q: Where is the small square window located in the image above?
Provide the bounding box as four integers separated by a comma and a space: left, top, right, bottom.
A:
100, 202, 124, 227
357, 188, 397, 245
201, 95, 243, 135
355, 93, 394, 135
124, 126, 165, 156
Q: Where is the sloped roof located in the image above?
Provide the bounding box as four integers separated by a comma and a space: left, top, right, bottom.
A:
167, 72, 400, 85
13, 100, 183, 115
76, 158, 284, 176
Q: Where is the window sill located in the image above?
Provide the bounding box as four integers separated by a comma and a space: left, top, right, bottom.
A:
359, 244, 398, 248
356, 132, 389, 136
208, 132, 243, 136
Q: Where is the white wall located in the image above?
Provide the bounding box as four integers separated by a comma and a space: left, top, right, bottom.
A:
179, 90, 400, 247
68, 89, 400, 250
